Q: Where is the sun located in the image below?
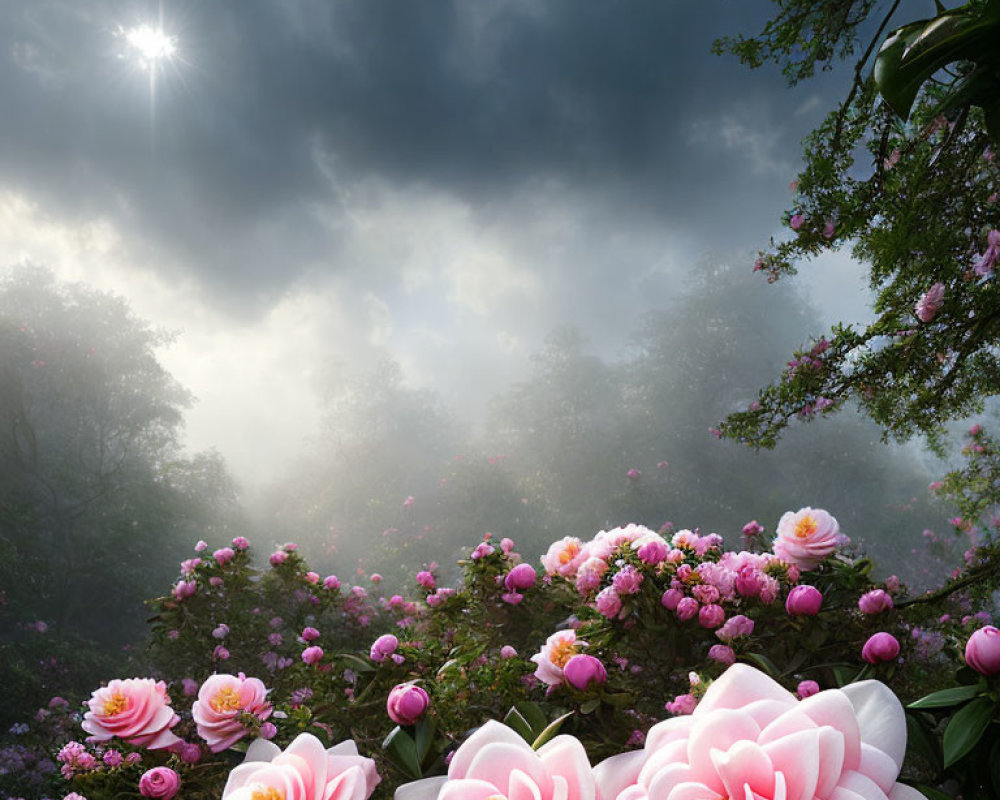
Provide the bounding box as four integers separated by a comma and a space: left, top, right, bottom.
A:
116, 24, 177, 70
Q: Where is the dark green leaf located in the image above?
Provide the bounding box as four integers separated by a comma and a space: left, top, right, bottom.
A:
514, 701, 549, 736
502, 707, 534, 743
531, 711, 574, 750
414, 718, 435, 765
743, 652, 780, 676
905, 712, 942, 772
942, 696, 994, 767
579, 698, 600, 714
907, 684, 981, 709
382, 727, 421, 780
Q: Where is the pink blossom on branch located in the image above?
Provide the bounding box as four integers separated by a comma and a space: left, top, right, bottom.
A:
81, 678, 182, 750
192, 673, 272, 753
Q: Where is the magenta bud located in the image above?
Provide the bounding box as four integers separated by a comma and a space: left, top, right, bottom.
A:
796, 680, 820, 699
387, 683, 430, 725
965, 626, 1000, 676
857, 589, 893, 615
785, 585, 823, 616
861, 632, 900, 664
562, 654, 607, 690
504, 563, 537, 591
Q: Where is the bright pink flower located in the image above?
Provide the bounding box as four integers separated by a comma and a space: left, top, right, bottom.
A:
370, 634, 399, 663
82, 679, 182, 750
594, 663, 924, 800
232, 536, 249, 549
595, 586, 623, 618
531, 630, 586, 687
742, 520, 764, 537
302, 646, 324, 665
665, 693, 697, 715
304, 571, 320, 584
221, 733, 379, 800
563, 654, 607, 690
394, 720, 595, 800
416, 570, 436, 590
192, 673, 272, 753
470, 542, 495, 560
324, 574, 341, 590
404, 495, 415, 507
505, 563, 538, 591
194, 540, 208, 552
661, 588, 683, 610
259, 722, 277, 740
858, 589, 894, 614
139, 766, 180, 799
915, 282, 945, 322
387, 683, 430, 725
797, 680, 821, 699
213, 646, 230, 660
773, 507, 841, 569
786, 584, 823, 616
675, 597, 699, 621
715, 614, 753, 641
501, 591, 524, 605
698, 604, 725, 629
627, 468, 641, 479
965, 625, 1000, 675
370, 573, 382, 584
708, 644, 735, 665
213, 547, 235, 566
301, 626, 320, 642
541, 537, 587, 578
574, 557, 609, 594
862, 632, 901, 664
789, 213, 805, 230
269, 551, 288, 566
612, 565, 643, 596
637, 539, 668, 565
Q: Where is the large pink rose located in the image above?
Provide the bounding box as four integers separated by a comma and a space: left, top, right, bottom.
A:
594, 664, 926, 800
193, 673, 273, 752
773, 507, 841, 570
395, 720, 595, 800
81, 678, 182, 750
222, 733, 379, 800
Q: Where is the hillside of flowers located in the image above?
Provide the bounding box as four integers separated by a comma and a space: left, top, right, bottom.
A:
2, 427, 999, 800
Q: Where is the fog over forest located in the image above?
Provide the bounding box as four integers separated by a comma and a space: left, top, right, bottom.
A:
0, 0, 967, 693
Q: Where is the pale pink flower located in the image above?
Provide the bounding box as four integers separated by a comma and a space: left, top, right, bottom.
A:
172, 580, 196, 600
574, 557, 609, 594
773, 507, 841, 569
302, 646, 324, 665
82, 679, 182, 750
973, 229, 1000, 277
192, 673, 272, 753
541, 537, 587, 578
594, 663, 926, 800
394, 720, 595, 800
531, 630, 586, 687
915, 282, 945, 322
858, 589, 894, 614
500, 645, 518, 659
595, 586, 623, 618
221, 733, 379, 800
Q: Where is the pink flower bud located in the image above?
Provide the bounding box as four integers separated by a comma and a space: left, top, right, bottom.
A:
858, 589, 893, 614
304, 571, 320, 584
661, 588, 683, 611
698, 604, 725, 629
785, 585, 823, 616
213, 547, 235, 566
269, 551, 288, 566
862, 632, 900, 664
500, 645, 518, 659
180, 742, 202, 763
301, 645, 324, 665
675, 597, 699, 621
323, 574, 340, 590
416, 570, 436, 590
258, 722, 277, 740
139, 766, 181, 799
370, 633, 399, 662
386, 683, 430, 725
501, 591, 524, 605
563, 654, 607, 690
797, 680, 820, 699
504, 563, 537, 591
301, 626, 320, 642
194, 540, 207, 552
708, 644, 735, 665
965, 626, 1000, 675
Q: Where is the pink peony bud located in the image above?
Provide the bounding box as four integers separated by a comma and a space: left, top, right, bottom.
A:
500, 645, 518, 659
139, 766, 181, 799
698, 604, 726, 629
708, 644, 735, 665
504, 563, 537, 591
858, 589, 893, 614
661, 588, 683, 610
416, 570, 436, 590
965, 626, 1000, 675
179, 742, 202, 763
323, 574, 341, 590
862, 632, 900, 664
269, 551, 288, 566
301, 627, 320, 642
785, 584, 823, 616
386, 683, 430, 725
301, 646, 324, 665
797, 680, 820, 699
370, 633, 399, 663
563, 654, 608, 690
232, 536, 249, 549
675, 597, 699, 621
258, 722, 277, 740
213, 547, 235, 566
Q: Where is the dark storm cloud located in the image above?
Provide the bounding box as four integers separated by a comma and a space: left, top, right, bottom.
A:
0, 0, 843, 312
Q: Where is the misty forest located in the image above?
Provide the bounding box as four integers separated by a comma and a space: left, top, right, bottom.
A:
2, 2, 1000, 800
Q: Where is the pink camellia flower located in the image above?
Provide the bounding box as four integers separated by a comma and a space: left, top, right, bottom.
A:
915, 282, 945, 322
786, 584, 823, 616
387, 683, 430, 725
221, 732, 379, 800
505, 563, 538, 591
862, 632, 901, 664
563, 654, 608, 690
370, 634, 399, 663
965, 625, 1000, 675
394, 720, 595, 800
82, 678, 183, 750
593, 663, 926, 800
192, 673, 273, 753
213, 547, 235, 566
773, 507, 841, 569
531, 630, 586, 687
797, 679, 821, 699
302, 646, 324, 665
858, 589, 894, 614
139, 766, 181, 799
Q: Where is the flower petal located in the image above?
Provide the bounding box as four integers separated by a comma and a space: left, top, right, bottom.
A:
711, 740, 775, 800
841, 681, 906, 771
645, 764, 695, 799
797, 690, 861, 771
538, 735, 596, 800
449, 722, 532, 779
888, 784, 928, 800
394, 776, 448, 800
687, 710, 762, 796
760, 729, 819, 800
593, 750, 644, 800
696, 665, 796, 716
439, 778, 505, 800
858, 743, 899, 794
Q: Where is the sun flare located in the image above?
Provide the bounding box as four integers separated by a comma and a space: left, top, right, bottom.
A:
117, 24, 177, 69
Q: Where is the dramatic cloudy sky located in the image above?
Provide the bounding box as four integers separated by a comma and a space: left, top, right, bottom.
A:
0, 0, 878, 485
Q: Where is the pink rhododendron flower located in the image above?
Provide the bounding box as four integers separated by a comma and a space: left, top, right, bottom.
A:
915, 282, 945, 322
594, 663, 926, 800
637, 538, 669, 565
221, 733, 379, 800
82, 678, 182, 750
563, 654, 607, 690
773, 507, 841, 569
858, 589, 894, 614
862, 632, 901, 664
387, 683, 430, 725
139, 766, 181, 799
531, 630, 586, 687
394, 720, 595, 800
965, 625, 1000, 675
192, 673, 273, 753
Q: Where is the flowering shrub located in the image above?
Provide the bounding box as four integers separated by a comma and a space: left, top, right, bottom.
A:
3, 491, 1000, 799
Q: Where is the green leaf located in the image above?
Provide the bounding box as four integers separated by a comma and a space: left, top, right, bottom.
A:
337, 653, 375, 673
905, 712, 942, 771
503, 707, 534, 743
907, 684, 981, 709
579, 698, 600, 714
942, 696, 994, 767
514, 701, 549, 736
531, 711, 574, 750
382, 727, 421, 780
743, 652, 779, 677
414, 718, 435, 765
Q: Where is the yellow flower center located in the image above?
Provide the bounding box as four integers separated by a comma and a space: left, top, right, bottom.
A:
251, 789, 284, 800
794, 515, 817, 539
210, 686, 243, 713
103, 691, 129, 717
558, 542, 580, 565
549, 637, 578, 669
